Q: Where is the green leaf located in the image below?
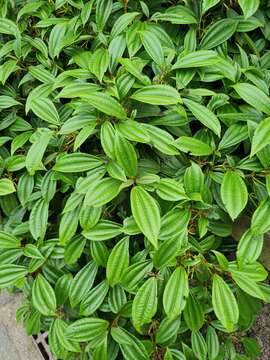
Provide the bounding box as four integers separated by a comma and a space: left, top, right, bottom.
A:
202, 0, 221, 14
0, 264, 27, 288
183, 293, 204, 331
163, 267, 189, 319
131, 85, 182, 105
106, 237, 129, 287
239, 0, 260, 19
29, 199, 49, 241
69, 261, 98, 308
65, 318, 109, 342
151, 5, 197, 24
212, 274, 239, 332
0, 231, 21, 249
173, 136, 213, 156
84, 178, 122, 207
237, 229, 263, 265
131, 186, 160, 249
251, 198, 270, 234
53, 153, 103, 172
206, 326, 220, 360
191, 331, 207, 360
32, 274, 57, 316
30, 98, 60, 125
200, 19, 238, 49
115, 132, 137, 177
82, 220, 123, 241
221, 171, 248, 220
96, 0, 112, 31
173, 50, 220, 69
156, 179, 186, 202
111, 12, 139, 38
141, 30, 165, 66
250, 117, 270, 156
26, 128, 53, 175
85, 92, 127, 119
233, 83, 270, 115
132, 277, 157, 334
183, 98, 221, 136
0, 178, 16, 196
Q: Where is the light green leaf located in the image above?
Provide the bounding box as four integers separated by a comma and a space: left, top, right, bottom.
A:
239, 0, 260, 19
173, 50, 220, 69
200, 18, 238, 49
0, 178, 16, 196
0, 264, 27, 288
131, 186, 160, 248
250, 117, 270, 156
65, 318, 109, 342
106, 237, 129, 286
183, 98, 221, 136
131, 85, 182, 105
115, 132, 137, 177
132, 277, 157, 333
85, 92, 127, 119
173, 136, 213, 156
233, 83, 270, 115
32, 274, 57, 316
53, 153, 103, 172
163, 267, 189, 319
221, 171, 248, 220
30, 97, 60, 125
212, 274, 239, 332
84, 178, 122, 207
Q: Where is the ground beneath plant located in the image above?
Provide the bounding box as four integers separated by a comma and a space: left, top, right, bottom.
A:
250, 304, 270, 360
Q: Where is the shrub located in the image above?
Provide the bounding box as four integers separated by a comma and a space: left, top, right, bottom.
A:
0, 0, 270, 359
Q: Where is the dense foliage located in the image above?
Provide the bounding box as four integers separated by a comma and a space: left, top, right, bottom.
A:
0, 0, 270, 359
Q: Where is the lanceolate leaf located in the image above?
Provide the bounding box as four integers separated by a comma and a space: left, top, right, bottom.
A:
131, 186, 160, 248
212, 275, 239, 332
132, 277, 157, 334
221, 171, 248, 220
